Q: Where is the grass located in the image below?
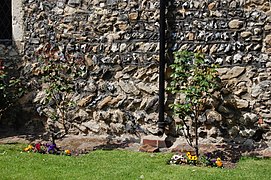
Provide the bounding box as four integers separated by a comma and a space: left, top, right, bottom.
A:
0, 144, 271, 180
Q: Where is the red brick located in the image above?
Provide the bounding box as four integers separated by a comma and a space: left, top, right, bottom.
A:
142, 139, 166, 148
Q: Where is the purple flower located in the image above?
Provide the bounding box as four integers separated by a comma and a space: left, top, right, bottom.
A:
47, 143, 56, 154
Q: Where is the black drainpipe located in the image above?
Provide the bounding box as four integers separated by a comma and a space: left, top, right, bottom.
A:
158, 0, 166, 136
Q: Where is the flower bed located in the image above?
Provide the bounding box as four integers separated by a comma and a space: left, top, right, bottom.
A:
169, 152, 223, 168
23, 142, 71, 156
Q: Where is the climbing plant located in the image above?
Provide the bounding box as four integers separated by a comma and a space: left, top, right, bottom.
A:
167, 50, 221, 157
33, 43, 80, 137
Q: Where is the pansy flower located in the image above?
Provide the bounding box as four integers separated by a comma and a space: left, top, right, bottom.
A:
215, 158, 223, 167
24, 145, 33, 152
47, 143, 57, 154
65, 150, 71, 156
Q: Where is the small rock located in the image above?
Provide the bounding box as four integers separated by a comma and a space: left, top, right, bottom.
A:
229, 20, 243, 29
241, 31, 252, 38
264, 35, 271, 46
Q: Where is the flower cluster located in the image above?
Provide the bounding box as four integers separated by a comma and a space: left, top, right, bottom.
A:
169, 152, 198, 165
201, 153, 223, 168
23, 142, 71, 156
169, 152, 223, 168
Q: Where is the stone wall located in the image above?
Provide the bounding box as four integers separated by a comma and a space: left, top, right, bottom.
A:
1, 0, 270, 145
168, 0, 271, 145
21, 0, 161, 136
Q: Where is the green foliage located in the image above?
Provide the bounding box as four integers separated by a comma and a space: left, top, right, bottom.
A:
167, 51, 220, 117
167, 51, 221, 155
33, 43, 79, 135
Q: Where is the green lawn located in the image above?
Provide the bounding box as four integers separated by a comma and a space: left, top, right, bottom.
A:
0, 144, 271, 180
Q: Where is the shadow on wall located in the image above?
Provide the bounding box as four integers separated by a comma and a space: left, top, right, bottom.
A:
0, 42, 46, 139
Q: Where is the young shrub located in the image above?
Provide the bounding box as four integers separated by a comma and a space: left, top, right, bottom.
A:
33, 43, 79, 137
167, 50, 221, 157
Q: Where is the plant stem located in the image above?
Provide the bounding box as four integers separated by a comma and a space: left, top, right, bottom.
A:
195, 106, 199, 157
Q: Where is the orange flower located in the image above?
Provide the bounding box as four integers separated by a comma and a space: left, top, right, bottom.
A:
65, 149, 71, 155
215, 158, 223, 167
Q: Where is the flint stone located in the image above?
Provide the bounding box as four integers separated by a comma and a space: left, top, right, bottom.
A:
208, 2, 216, 10
235, 99, 249, 109
145, 96, 159, 111
207, 127, 217, 138
264, 35, 271, 45
52, 7, 64, 14
243, 113, 258, 125
111, 109, 124, 123
75, 109, 89, 121
221, 66, 245, 80
118, 80, 140, 95
206, 110, 222, 122
110, 123, 124, 134
264, 25, 271, 31
68, 0, 81, 7
233, 53, 243, 63
229, 126, 239, 136
229, 20, 243, 29
136, 82, 158, 94
243, 139, 255, 150
82, 121, 100, 133
64, 6, 77, 15
77, 95, 93, 107
251, 85, 263, 97
97, 96, 112, 109
241, 31, 252, 38
129, 12, 139, 21
240, 129, 256, 138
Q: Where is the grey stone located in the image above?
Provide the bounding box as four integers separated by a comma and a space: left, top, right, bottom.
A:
82, 121, 100, 133
229, 126, 239, 137
221, 66, 245, 80
243, 113, 258, 125
235, 98, 249, 109
68, 0, 81, 7
251, 85, 263, 98
243, 139, 255, 150
206, 110, 222, 122
136, 82, 158, 94
264, 35, 271, 46
118, 80, 140, 95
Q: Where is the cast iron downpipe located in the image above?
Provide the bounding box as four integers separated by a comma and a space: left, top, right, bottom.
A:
157, 0, 166, 136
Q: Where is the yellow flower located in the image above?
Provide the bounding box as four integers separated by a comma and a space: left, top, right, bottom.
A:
191, 156, 198, 161
24, 145, 33, 152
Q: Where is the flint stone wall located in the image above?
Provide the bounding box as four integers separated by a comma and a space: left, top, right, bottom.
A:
0, 0, 270, 145
167, 0, 271, 145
